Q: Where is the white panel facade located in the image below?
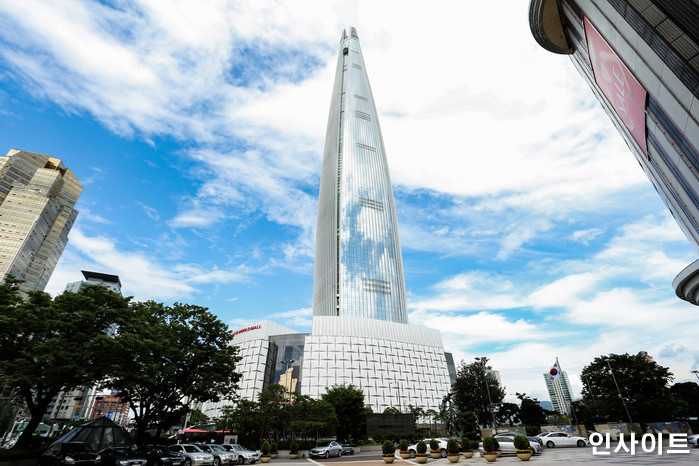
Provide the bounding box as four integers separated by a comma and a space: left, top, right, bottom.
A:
302, 317, 451, 412
202, 321, 299, 419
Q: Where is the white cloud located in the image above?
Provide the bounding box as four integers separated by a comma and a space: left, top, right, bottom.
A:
45, 228, 248, 301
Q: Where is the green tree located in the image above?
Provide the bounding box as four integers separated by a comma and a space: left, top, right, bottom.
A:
288, 395, 338, 442
516, 393, 548, 428
383, 406, 401, 414
669, 382, 699, 419
219, 399, 262, 447
321, 384, 366, 442
0, 280, 131, 448
496, 402, 520, 426
109, 300, 241, 443
451, 358, 505, 427
181, 408, 209, 427
580, 353, 674, 423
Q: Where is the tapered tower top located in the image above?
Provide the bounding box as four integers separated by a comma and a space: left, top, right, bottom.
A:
313, 28, 409, 324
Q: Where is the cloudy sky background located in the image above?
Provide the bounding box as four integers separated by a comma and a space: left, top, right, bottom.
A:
1, 0, 697, 405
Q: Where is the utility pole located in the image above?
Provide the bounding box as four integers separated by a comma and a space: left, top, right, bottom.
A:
606, 359, 633, 424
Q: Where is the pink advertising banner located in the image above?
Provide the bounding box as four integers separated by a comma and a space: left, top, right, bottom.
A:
584, 18, 647, 154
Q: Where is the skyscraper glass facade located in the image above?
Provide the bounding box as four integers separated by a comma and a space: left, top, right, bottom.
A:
0, 149, 82, 294
313, 27, 408, 324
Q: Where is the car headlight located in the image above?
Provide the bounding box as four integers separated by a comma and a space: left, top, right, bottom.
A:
118, 461, 131, 466
95, 455, 101, 462
64, 456, 75, 464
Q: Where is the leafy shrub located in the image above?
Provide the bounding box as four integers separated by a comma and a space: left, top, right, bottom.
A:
271, 441, 278, 453
492, 438, 500, 451
429, 439, 439, 451
416, 440, 427, 454
446, 439, 459, 455
290, 441, 300, 453
513, 435, 529, 451
260, 441, 271, 456
482, 436, 495, 453
382, 440, 395, 456
461, 436, 469, 451
399, 439, 408, 451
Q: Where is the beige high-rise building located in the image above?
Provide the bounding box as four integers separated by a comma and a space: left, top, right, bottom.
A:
0, 149, 82, 294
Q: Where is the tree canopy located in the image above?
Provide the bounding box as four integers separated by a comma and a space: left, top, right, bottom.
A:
0, 279, 132, 448
580, 353, 674, 423
0, 278, 241, 447
321, 384, 366, 443
451, 358, 505, 427
109, 300, 241, 443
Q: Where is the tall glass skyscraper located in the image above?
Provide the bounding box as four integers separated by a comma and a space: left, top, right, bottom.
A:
313, 27, 408, 324
203, 30, 452, 417
0, 149, 82, 294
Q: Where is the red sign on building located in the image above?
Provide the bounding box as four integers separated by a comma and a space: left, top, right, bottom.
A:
585, 18, 647, 155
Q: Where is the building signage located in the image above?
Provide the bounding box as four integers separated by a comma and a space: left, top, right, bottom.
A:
232, 324, 261, 337
584, 18, 647, 155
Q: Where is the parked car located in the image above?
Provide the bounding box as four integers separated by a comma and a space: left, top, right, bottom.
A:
309, 441, 343, 458
223, 444, 260, 464
687, 433, 698, 447
537, 432, 589, 448
136, 445, 187, 466
341, 444, 355, 455
169, 444, 215, 465
407, 439, 448, 458
489, 433, 543, 454
197, 444, 239, 465
37, 441, 101, 466
98, 447, 148, 466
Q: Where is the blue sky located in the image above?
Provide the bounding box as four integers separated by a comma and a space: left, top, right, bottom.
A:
1, 0, 697, 404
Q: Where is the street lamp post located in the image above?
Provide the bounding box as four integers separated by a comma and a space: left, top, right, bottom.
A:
606, 359, 633, 424
692, 370, 699, 381
475, 357, 497, 429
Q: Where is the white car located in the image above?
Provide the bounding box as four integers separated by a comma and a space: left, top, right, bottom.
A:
309, 441, 343, 458
537, 432, 589, 448
688, 434, 699, 447
169, 444, 215, 465
407, 439, 448, 458
226, 444, 260, 464
490, 433, 543, 454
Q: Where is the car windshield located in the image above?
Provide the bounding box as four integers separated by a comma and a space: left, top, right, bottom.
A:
232, 445, 246, 451
316, 442, 331, 447
209, 445, 226, 452
184, 445, 203, 453
145, 446, 170, 455
62, 443, 92, 453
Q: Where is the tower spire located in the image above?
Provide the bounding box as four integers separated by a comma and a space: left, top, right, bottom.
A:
313, 29, 408, 324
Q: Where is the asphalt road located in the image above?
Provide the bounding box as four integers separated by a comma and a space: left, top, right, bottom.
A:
291, 446, 699, 465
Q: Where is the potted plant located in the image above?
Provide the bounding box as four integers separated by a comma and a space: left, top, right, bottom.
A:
460, 436, 473, 458
492, 438, 501, 457
260, 440, 271, 463
289, 441, 300, 460
446, 439, 460, 463
399, 439, 410, 459
382, 440, 396, 463
513, 435, 532, 461
416, 440, 428, 464
270, 441, 278, 459
429, 439, 441, 459
481, 437, 497, 463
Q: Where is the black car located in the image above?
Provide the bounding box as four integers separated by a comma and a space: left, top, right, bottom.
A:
98, 446, 148, 466
136, 445, 187, 466
341, 444, 354, 455
38, 442, 101, 466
